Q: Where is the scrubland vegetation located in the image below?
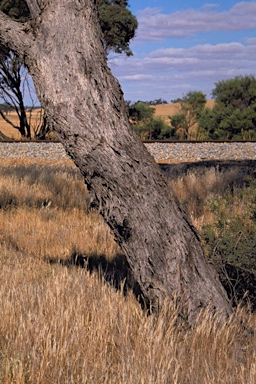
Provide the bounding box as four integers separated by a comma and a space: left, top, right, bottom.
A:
0, 159, 255, 383
128, 75, 256, 141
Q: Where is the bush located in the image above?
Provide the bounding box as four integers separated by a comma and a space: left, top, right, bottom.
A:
200, 179, 256, 309
133, 117, 175, 140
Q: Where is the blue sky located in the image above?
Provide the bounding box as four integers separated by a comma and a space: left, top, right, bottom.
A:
109, 1, 256, 103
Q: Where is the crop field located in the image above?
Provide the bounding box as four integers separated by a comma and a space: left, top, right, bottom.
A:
153, 100, 215, 122
0, 109, 43, 139
0, 102, 216, 139
0, 158, 255, 383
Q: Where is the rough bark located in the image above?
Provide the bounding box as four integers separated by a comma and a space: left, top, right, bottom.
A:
0, 0, 232, 324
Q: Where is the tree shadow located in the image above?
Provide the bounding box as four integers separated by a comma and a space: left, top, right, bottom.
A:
48, 251, 146, 307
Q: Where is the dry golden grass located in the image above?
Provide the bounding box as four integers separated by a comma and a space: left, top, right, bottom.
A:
168, 165, 253, 228
0, 109, 43, 139
0, 102, 216, 139
153, 100, 215, 123
0, 159, 255, 383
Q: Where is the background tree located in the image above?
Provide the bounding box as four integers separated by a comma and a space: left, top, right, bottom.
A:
0, 0, 32, 138
128, 101, 173, 140
146, 98, 168, 105
133, 116, 173, 140
0, 0, 138, 138
199, 75, 256, 140
169, 113, 187, 140
145, 117, 173, 140
0, 47, 51, 139
0, 0, 232, 325
0, 48, 32, 138
128, 101, 155, 124
169, 91, 206, 140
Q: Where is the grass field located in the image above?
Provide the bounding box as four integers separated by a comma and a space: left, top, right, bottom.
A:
0, 109, 43, 139
0, 158, 255, 383
153, 100, 215, 122
0, 102, 216, 139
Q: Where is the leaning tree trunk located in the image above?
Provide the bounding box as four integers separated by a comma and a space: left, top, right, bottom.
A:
0, 0, 232, 324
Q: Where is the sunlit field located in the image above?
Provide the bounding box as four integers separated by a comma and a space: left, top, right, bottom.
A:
0, 158, 255, 383
0, 102, 216, 140
0, 109, 44, 139
152, 100, 215, 123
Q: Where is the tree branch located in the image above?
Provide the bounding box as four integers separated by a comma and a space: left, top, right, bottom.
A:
0, 129, 12, 140
25, 0, 41, 19
0, 109, 19, 130
0, 11, 33, 61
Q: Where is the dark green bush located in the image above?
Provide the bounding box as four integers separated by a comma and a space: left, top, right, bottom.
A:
200, 179, 256, 309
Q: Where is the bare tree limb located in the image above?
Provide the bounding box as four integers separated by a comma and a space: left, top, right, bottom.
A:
0, 109, 19, 130
25, 0, 41, 19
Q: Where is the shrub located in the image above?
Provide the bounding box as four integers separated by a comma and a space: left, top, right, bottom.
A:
200, 179, 256, 309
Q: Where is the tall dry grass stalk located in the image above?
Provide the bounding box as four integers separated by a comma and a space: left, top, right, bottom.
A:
0, 159, 255, 383
169, 166, 254, 228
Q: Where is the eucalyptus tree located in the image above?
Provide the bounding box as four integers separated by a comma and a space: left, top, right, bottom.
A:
0, 0, 232, 325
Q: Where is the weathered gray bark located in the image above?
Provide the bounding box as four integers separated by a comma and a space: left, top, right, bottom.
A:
0, 0, 232, 324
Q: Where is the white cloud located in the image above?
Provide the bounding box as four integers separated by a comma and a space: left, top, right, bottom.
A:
202, 4, 219, 10
246, 37, 256, 45
108, 2, 256, 101
110, 39, 256, 101
111, 41, 256, 77
117, 74, 154, 81
136, 2, 256, 41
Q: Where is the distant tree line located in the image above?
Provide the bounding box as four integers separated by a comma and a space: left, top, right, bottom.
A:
128, 75, 256, 141
0, 102, 13, 114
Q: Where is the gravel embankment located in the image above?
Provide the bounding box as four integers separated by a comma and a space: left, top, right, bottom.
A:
145, 142, 256, 163
0, 141, 256, 163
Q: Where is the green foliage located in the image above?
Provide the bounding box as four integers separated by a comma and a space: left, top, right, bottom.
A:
97, 0, 138, 56
146, 98, 168, 105
128, 101, 155, 123
128, 101, 174, 140
169, 113, 187, 139
199, 75, 256, 140
169, 91, 206, 139
133, 117, 174, 140
212, 75, 256, 108
200, 179, 256, 308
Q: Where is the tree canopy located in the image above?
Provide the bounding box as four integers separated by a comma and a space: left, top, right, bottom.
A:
97, 0, 138, 56
199, 75, 256, 140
